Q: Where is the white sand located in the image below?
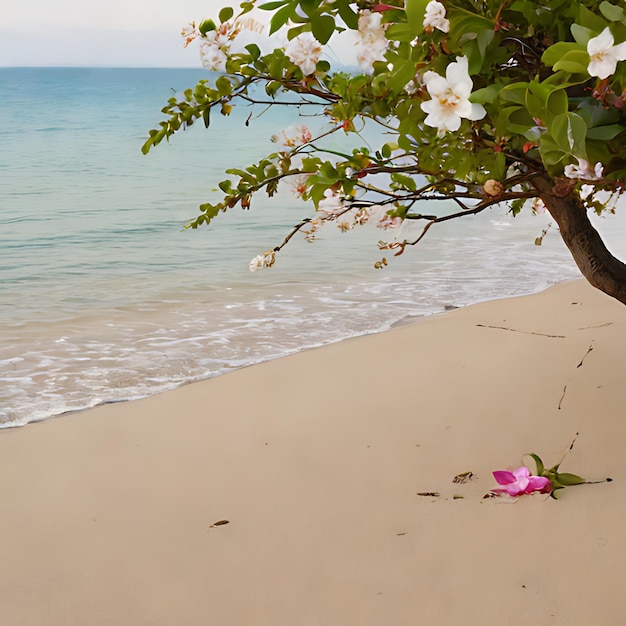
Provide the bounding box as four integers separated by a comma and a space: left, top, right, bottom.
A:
1, 279, 625, 625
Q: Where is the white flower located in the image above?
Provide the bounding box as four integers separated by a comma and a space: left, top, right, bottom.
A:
358, 10, 387, 43
249, 251, 276, 272
423, 1, 450, 33
356, 47, 388, 74
288, 174, 310, 198
181, 22, 198, 48
198, 22, 236, 71
199, 41, 228, 71
587, 28, 626, 80
206, 20, 240, 47
420, 56, 486, 134
356, 47, 387, 74
196, 19, 247, 71
355, 10, 388, 74
285, 33, 322, 76
277, 125, 312, 147
249, 254, 265, 272
563, 158, 603, 180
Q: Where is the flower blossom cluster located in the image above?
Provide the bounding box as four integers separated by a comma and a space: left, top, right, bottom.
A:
587, 27, 626, 80
423, 1, 450, 33
420, 56, 486, 135
271, 125, 313, 148
285, 33, 323, 76
563, 158, 603, 181
183, 16, 264, 72
198, 20, 243, 72
249, 249, 276, 272
355, 10, 388, 74
181, 22, 198, 48
317, 191, 402, 232
249, 186, 403, 273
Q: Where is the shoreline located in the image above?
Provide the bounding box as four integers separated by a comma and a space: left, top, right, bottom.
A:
2, 278, 626, 625
3, 277, 577, 430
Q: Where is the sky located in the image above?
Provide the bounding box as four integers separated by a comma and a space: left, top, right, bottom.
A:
0, 0, 226, 66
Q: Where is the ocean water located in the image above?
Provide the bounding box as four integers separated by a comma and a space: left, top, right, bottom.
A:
2, 67, 624, 428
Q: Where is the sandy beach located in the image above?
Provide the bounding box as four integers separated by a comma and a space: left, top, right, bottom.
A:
1, 278, 625, 625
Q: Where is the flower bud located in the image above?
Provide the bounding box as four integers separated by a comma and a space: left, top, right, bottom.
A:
483, 179, 504, 197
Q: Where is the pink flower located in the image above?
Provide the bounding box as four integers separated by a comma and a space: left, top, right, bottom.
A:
492, 466, 552, 496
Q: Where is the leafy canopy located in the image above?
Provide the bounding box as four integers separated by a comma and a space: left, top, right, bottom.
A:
144, 0, 626, 270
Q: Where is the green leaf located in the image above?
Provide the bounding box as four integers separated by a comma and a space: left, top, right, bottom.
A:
599, 1, 625, 22
448, 8, 494, 37
218, 6, 234, 22
576, 99, 621, 128
198, 202, 222, 224
476, 28, 495, 58
218, 179, 233, 193
405, 0, 428, 30
386, 22, 419, 42
141, 133, 156, 155
527, 453, 545, 477
550, 112, 588, 157
496, 106, 534, 136
336, 0, 358, 29
388, 59, 418, 94
299, 0, 317, 14
258, 0, 289, 9
577, 5, 611, 32
198, 19, 216, 35
539, 134, 568, 166
301, 156, 322, 172
542, 42, 586, 68
391, 173, 417, 191
245, 43, 261, 60
545, 89, 568, 124
215, 76, 233, 96
587, 124, 625, 140
522, 126, 542, 142
554, 472, 586, 486
571, 23, 596, 46
286, 23, 308, 40
471, 84, 499, 105
525, 86, 546, 122
264, 80, 280, 97
499, 83, 528, 105
270, 3, 294, 35
553, 50, 590, 74
309, 183, 328, 208
311, 14, 335, 45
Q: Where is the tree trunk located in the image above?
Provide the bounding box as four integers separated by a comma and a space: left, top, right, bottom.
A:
532, 173, 626, 305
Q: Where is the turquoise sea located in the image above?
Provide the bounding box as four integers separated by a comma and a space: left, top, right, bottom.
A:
2, 67, 624, 427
